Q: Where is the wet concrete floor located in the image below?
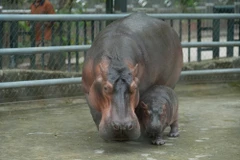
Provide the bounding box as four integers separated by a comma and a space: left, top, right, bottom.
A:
0, 83, 240, 160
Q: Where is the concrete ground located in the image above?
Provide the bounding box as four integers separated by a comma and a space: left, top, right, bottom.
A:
0, 83, 240, 160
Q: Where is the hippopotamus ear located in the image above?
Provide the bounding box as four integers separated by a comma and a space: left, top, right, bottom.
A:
135, 101, 149, 121
130, 64, 139, 78
99, 63, 108, 81
140, 101, 148, 110
140, 101, 150, 117
162, 104, 167, 114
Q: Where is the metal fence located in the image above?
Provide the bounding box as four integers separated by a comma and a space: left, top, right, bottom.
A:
0, 13, 240, 102
1, 14, 240, 68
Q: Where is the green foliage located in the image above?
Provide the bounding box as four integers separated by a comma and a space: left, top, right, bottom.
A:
179, 0, 195, 7
18, 21, 30, 32
57, 0, 86, 14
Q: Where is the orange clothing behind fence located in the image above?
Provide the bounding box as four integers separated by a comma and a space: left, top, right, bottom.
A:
30, 0, 55, 42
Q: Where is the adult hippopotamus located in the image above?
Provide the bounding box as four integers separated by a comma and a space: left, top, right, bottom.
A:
82, 13, 183, 141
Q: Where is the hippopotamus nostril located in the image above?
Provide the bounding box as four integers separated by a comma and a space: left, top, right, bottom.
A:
112, 121, 134, 131
127, 123, 133, 130
122, 122, 134, 131
111, 122, 120, 130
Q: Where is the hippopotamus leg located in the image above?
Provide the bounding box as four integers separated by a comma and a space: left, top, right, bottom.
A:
169, 120, 180, 137
152, 133, 165, 145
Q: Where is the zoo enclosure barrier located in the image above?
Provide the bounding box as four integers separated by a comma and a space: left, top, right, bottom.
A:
0, 14, 240, 102
0, 14, 240, 70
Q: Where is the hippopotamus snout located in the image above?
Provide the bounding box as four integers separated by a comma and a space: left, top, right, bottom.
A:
99, 116, 140, 141
145, 121, 162, 136
111, 121, 134, 131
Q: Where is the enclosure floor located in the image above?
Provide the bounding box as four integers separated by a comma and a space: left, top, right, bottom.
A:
0, 84, 240, 160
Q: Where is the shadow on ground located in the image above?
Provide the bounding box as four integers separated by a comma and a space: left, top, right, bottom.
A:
0, 84, 240, 160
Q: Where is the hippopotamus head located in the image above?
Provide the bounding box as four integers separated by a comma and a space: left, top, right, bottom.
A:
137, 100, 168, 137
88, 59, 141, 141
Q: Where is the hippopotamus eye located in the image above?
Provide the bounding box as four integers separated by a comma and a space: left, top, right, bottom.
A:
104, 86, 108, 91
103, 82, 113, 94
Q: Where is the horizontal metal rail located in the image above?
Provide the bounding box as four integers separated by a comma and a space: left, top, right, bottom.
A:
181, 68, 240, 76
2, 9, 31, 14
0, 41, 240, 55
0, 45, 91, 55
0, 78, 82, 89
0, 14, 240, 21
181, 41, 240, 47
0, 68, 240, 89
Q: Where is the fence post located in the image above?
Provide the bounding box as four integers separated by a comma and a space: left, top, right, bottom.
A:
83, 21, 87, 59
67, 22, 71, 72
75, 21, 79, 72
213, 7, 220, 59
227, 6, 234, 57
114, 0, 127, 13
30, 22, 36, 69
197, 19, 201, 62
9, 21, 18, 68
227, 17, 234, 57
41, 23, 45, 69
106, 0, 113, 26
0, 6, 2, 69
235, 1, 240, 56
187, 19, 191, 62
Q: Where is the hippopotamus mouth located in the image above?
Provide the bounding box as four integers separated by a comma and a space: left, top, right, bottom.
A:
99, 118, 141, 141
146, 131, 159, 138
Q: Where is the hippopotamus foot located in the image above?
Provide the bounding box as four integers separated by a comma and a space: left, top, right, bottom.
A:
152, 136, 165, 145
169, 121, 179, 137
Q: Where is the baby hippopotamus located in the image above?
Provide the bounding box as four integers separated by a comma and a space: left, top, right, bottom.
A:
136, 85, 179, 145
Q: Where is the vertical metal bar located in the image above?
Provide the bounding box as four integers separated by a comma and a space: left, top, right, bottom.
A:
59, 21, 63, 45
170, 19, 173, 27
227, 19, 234, 57
22, 22, 26, 47
83, 21, 87, 59
30, 21, 36, 69
179, 20, 182, 42
91, 21, 94, 42
106, 0, 114, 13
106, 0, 113, 25
99, 20, 102, 32
239, 20, 240, 56
9, 21, 17, 68
41, 23, 45, 69
0, 20, 3, 69
213, 19, 220, 59
0, 6, 2, 70
19, 24, 23, 63
67, 21, 71, 72
59, 21, 63, 70
75, 21, 79, 72
188, 19, 191, 62
51, 22, 54, 46
197, 19, 201, 62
